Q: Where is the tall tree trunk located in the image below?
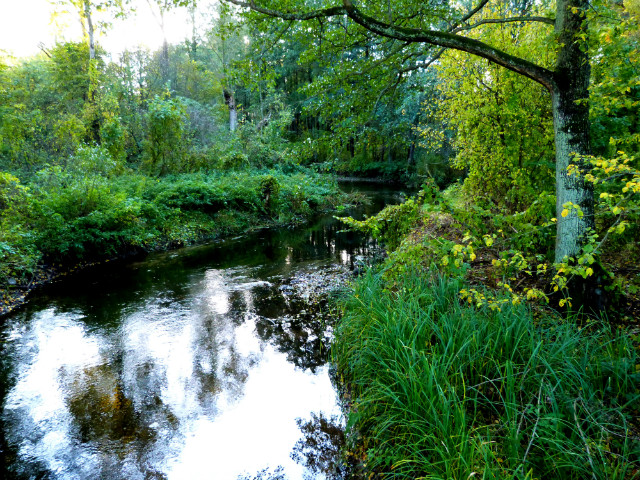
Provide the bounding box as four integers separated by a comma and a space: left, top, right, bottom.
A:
552, 0, 593, 264
83, 0, 95, 60
161, 38, 169, 83
551, 0, 606, 310
82, 0, 99, 140
224, 88, 237, 132
407, 141, 415, 166
189, 3, 197, 58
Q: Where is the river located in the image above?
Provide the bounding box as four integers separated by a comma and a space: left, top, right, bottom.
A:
0, 183, 406, 480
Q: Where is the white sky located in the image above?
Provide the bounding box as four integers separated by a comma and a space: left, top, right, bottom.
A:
0, 0, 218, 61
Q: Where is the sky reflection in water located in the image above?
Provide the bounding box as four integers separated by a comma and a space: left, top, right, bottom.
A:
1, 186, 405, 480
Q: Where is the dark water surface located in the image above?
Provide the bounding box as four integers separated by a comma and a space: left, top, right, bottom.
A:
0, 184, 407, 480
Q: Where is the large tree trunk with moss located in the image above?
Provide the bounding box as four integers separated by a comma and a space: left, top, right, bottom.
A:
552, 92, 594, 263
552, 0, 594, 264
551, 0, 606, 310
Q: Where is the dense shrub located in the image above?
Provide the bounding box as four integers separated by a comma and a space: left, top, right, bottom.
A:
0, 164, 342, 286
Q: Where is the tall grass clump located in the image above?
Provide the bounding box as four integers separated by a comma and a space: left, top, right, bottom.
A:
333, 269, 639, 479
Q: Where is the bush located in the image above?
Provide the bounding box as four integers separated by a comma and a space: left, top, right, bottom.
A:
0, 163, 342, 288
142, 95, 189, 175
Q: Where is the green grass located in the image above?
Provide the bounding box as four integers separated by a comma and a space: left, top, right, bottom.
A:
333, 268, 640, 479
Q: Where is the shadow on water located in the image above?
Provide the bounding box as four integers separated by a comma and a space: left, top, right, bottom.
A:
0, 184, 410, 480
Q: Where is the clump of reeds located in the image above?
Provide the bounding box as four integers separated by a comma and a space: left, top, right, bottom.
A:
333, 269, 639, 479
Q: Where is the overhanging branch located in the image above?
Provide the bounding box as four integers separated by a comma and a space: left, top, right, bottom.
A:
224, 0, 556, 91
453, 16, 555, 33
225, 0, 346, 20
341, 0, 555, 90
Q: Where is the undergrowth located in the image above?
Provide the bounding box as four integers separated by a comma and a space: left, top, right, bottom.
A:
334, 269, 640, 479
0, 159, 345, 309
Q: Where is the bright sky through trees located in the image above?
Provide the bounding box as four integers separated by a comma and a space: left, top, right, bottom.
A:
0, 0, 216, 59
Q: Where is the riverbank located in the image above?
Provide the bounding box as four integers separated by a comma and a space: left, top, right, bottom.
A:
334, 268, 639, 479
0, 179, 403, 480
0, 168, 352, 318
332, 186, 640, 479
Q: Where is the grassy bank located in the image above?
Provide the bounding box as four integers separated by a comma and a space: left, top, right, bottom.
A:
0, 159, 345, 316
334, 268, 639, 479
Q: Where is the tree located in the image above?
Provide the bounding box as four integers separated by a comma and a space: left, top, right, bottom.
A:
51, 0, 132, 61
222, 0, 599, 270
426, 15, 555, 212
145, 0, 192, 85
205, 5, 248, 132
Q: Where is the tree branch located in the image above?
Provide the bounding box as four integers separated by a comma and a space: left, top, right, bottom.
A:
454, 0, 490, 28
341, 0, 555, 91
257, 20, 294, 57
225, 0, 346, 20
397, 48, 446, 74
224, 0, 556, 91
453, 16, 555, 33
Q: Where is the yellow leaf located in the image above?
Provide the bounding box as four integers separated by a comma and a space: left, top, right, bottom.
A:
561, 209, 569, 217
586, 267, 594, 277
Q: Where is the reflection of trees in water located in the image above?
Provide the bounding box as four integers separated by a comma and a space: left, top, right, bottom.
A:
64, 364, 152, 444
193, 279, 256, 408
235, 411, 356, 480
252, 276, 343, 373
191, 309, 224, 409
237, 466, 287, 480
60, 363, 168, 479
291, 412, 347, 480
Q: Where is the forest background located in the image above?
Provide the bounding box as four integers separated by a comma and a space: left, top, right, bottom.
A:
1, 0, 639, 477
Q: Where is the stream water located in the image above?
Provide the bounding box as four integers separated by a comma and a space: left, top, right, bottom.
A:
0, 184, 407, 480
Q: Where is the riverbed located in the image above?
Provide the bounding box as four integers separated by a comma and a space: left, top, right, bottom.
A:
0, 184, 407, 480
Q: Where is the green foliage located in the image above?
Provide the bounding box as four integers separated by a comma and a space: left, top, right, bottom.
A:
50, 42, 95, 108
259, 174, 280, 217
335, 269, 639, 479
424, 17, 555, 212
589, 1, 640, 156
143, 95, 189, 175
0, 156, 342, 286
99, 115, 128, 162
0, 172, 27, 213
339, 188, 431, 251
0, 173, 39, 283
0, 226, 40, 284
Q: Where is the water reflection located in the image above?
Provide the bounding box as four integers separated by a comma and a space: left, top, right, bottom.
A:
1, 185, 407, 479
291, 413, 348, 480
